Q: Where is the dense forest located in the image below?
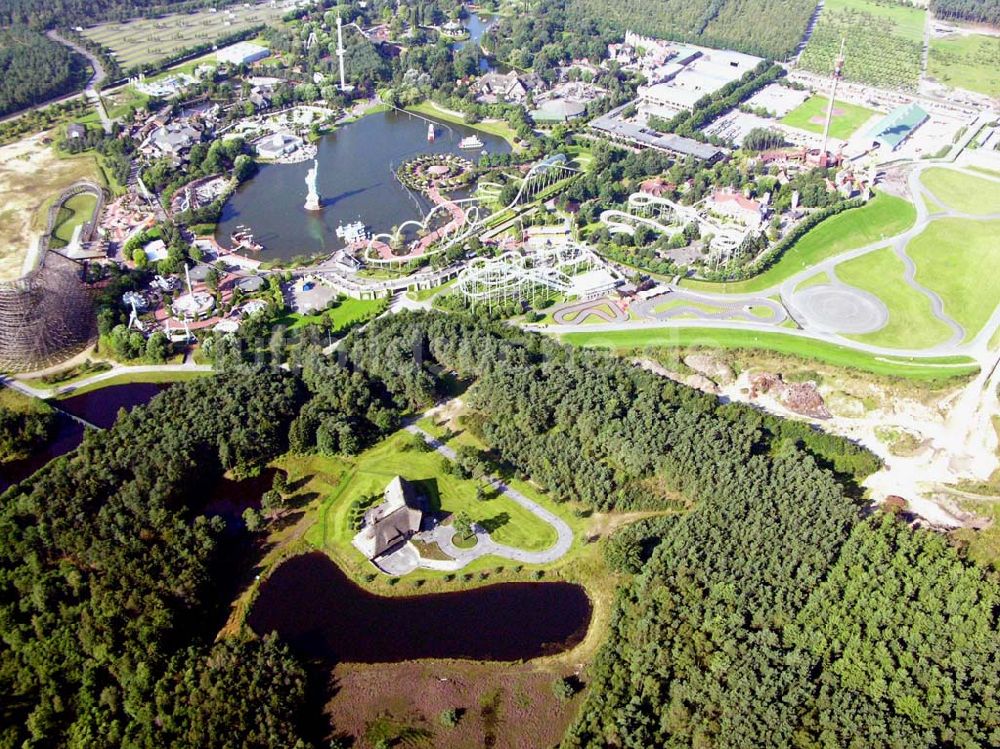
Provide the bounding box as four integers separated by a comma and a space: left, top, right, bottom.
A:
0, 361, 403, 747
346, 312, 1000, 749
0, 27, 89, 117
4, 312, 998, 747
931, 0, 1000, 26
564, 0, 819, 59
0, 0, 210, 28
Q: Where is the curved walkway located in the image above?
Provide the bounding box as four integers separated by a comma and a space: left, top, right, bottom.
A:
398, 424, 573, 572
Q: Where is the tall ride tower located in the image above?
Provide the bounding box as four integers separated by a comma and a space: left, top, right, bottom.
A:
819, 39, 846, 165
336, 16, 348, 91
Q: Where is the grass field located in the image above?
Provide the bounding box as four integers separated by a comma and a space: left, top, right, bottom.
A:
272, 297, 388, 334
682, 193, 916, 295
907, 218, 1000, 343
559, 326, 979, 380
921, 167, 1000, 215
798, 0, 924, 89
49, 193, 97, 249
81, 3, 286, 71
780, 95, 878, 139
834, 247, 954, 349
53, 368, 211, 397
928, 33, 1000, 98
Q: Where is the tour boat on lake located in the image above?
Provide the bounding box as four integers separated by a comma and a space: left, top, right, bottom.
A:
427, 123, 436, 142
459, 135, 484, 149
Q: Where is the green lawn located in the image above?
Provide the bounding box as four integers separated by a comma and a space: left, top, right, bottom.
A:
921, 168, 1000, 215
49, 193, 97, 249
302, 431, 572, 568
834, 247, 953, 349
682, 194, 916, 295
780, 94, 879, 139
272, 297, 388, 333
795, 271, 831, 292
54, 369, 211, 397
406, 100, 519, 148
558, 326, 979, 380
929, 33, 1000, 98
907, 218, 1000, 342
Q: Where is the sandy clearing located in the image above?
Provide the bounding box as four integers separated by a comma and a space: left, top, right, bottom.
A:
0, 132, 101, 281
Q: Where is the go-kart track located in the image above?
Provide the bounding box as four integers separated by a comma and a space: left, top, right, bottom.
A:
547, 163, 999, 363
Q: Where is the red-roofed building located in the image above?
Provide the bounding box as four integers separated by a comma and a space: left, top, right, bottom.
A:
709, 190, 764, 227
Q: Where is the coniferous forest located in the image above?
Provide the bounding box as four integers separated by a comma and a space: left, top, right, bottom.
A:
0, 27, 89, 117
2, 312, 998, 747
930, 0, 1000, 27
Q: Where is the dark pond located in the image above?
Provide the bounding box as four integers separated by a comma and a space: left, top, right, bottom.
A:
59, 382, 172, 429
247, 552, 592, 664
0, 383, 171, 492
215, 109, 511, 262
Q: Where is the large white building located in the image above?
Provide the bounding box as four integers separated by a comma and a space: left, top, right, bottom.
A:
216, 41, 270, 66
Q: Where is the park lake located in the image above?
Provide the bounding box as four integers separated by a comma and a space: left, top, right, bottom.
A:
0, 382, 171, 491
248, 551, 592, 664
215, 109, 511, 262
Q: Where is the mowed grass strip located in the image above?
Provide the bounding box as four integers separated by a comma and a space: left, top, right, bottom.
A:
682, 193, 917, 295
834, 247, 953, 349
558, 326, 978, 380
780, 95, 878, 139
928, 33, 1000, 98
907, 217, 1000, 342
921, 167, 1000, 215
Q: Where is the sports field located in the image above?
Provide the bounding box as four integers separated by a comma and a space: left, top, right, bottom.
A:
81, 3, 285, 71
780, 95, 878, 140
921, 168, 1000, 215
682, 193, 916, 295
928, 33, 1000, 98
558, 326, 979, 380
834, 247, 953, 349
908, 218, 1000, 343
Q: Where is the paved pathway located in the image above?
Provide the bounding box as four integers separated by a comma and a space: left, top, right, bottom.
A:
394, 424, 574, 572
47, 30, 112, 134
2, 362, 213, 401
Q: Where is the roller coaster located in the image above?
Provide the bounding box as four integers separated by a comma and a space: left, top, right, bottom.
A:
454, 242, 606, 307
599, 191, 753, 264
363, 153, 581, 266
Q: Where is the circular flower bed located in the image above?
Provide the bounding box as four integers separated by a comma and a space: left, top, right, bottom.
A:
396, 153, 476, 193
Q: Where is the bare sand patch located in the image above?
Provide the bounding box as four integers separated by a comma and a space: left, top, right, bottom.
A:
0, 132, 101, 281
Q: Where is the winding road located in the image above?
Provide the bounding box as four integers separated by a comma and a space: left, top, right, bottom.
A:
381, 424, 574, 574
46, 31, 112, 134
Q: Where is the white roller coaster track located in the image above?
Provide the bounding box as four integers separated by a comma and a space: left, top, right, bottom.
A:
364, 156, 581, 266
600, 191, 751, 255
454, 243, 601, 303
